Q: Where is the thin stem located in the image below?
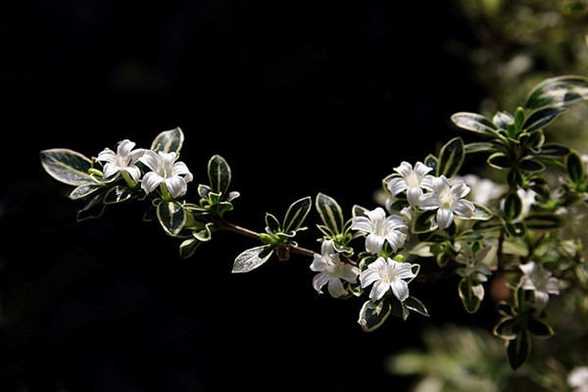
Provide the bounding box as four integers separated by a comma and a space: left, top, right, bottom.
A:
217, 220, 316, 258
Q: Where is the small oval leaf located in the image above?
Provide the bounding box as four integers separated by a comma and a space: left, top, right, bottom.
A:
232, 245, 274, 273
283, 196, 312, 232
451, 112, 498, 136
315, 193, 344, 235
151, 127, 184, 154
41, 149, 95, 186
207, 154, 232, 194
357, 300, 392, 332
157, 201, 187, 236
438, 137, 465, 177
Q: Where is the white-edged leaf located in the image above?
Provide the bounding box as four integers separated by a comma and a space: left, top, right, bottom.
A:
265, 212, 281, 233
103, 185, 134, 205
76, 192, 107, 222
151, 127, 184, 154
40, 148, 96, 186
315, 193, 344, 234
69, 183, 102, 200
232, 245, 274, 273
179, 238, 201, 259
451, 112, 498, 136
207, 154, 231, 194
157, 201, 187, 236
283, 196, 312, 232
357, 300, 391, 332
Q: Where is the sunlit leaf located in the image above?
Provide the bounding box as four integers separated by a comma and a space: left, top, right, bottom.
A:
151, 127, 184, 154
207, 154, 232, 194
41, 149, 96, 186
232, 245, 274, 273
357, 300, 392, 332
283, 196, 312, 232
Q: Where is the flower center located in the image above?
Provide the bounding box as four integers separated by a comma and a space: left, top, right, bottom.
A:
405, 172, 420, 188
380, 266, 398, 283
439, 188, 454, 209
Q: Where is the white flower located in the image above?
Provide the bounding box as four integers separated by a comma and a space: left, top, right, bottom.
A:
385, 161, 434, 206
139, 150, 193, 198
310, 240, 359, 298
457, 175, 506, 206
351, 207, 407, 254
519, 261, 560, 305
419, 176, 475, 229
359, 257, 418, 302
97, 139, 145, 181
517, 188, 536, 219
569, 367, 588, 392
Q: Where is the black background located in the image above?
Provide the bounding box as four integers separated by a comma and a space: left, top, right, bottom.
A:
2, 1, 487, 391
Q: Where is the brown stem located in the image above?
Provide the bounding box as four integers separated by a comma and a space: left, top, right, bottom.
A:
217, 220, 316, 258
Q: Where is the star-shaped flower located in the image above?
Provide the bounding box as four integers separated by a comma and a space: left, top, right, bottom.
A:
419, 176, 475, 229
351, 207, 407, 254
97, 139, 145, 181
519, 261, 560, 305
140, 150, 193, 199
359, 257, 418, 302
310, 240, 359, 298
385, 161, 434, 206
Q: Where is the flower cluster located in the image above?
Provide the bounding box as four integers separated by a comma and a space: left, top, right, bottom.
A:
40, 75, 588, 371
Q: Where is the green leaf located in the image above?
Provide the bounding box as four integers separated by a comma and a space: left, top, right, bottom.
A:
423, 154, 438, 173
525, 75, 588, 110
437, 137, 465, 177
525, 214, 561, 230
507, 331, 531, 370
103, 185, 134, 205
191, 222, 214, 242
527, 318, 554, 338
404, 296, 429, 317
207, 154, 232, 194
464, 142, 495, 154
523, 107, 563, 132
151, 127, 184, 154
265, 213, 281, 233
40, 148, 96, 186
567, 152, 585, 183
470, 204, 493, 221
504, 192, 522, 221
493, 111, 514, 129
357, 300, 392, 332
179, 238, 201, 259
413, 210, 437, 234
519, 158, 545, 173
451, 112, 498, 136
493, 317, 519, 340
538, 143, 570, 157
283, 196, 312, 232
315, 193, 344, 235
232, 245, 274, 273
458, 278, 483, 314
157, 201, 187, 236
69, 183, 102, 200
76, 192, 107, 222
487, 152, 512, 170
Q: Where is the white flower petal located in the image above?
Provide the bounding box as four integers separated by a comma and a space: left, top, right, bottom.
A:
125, 166, 142, 181
368, 257, 388, 271
369, 280, 390, 301
414, 161, 433, 177
419, 195, 440, 210
165, 176, 188, 198
406, 187, 423, 206
387, 178, 407, 195
390, 279, 409, 302
340, 265, 359, 283
394, 161, 413, 177
396, 263, 416, 280
365, 233, 385, 254
117, 139, 136, 156
141, 172, 164, 194
97, 148, 116, 163
436, 208, 454, 229
385, 231, 406, 252
310, 254, 327, 272
453, 199, 475, 217
360, 269, 380, 288
140, 150, 161, 172
312, 272, 330, 294
327, 278, 347, 298
103, 163, 120, 178
366, 207, 386, 222
174, 161, 193, 182
351, 216, 372, 233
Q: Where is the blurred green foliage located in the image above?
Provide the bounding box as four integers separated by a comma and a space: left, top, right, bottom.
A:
452, 0, 588, 149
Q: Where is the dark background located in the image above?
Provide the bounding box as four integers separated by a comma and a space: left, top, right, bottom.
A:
1, 1, 487, 391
